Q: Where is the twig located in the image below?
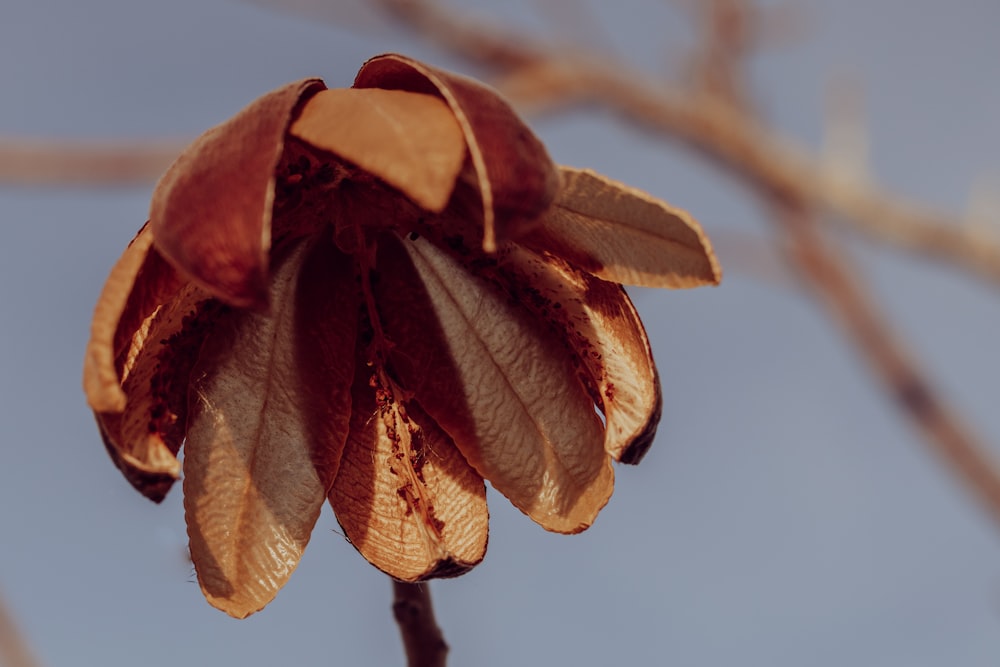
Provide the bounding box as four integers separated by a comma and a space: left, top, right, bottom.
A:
775, 200, 1000, 523
392, 581, 448, 667
366, 0, 1000, 530
370, 0, 1000, 289
0, 138, 184, 186
0, 590, 42, 667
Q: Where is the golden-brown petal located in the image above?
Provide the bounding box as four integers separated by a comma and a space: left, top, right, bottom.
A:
330, 365, 488, 582
112, 243, 187, 375
525, 167, 722, 288
354, 53, 560, 251
288, 88, 466, 213
96, 413, 176, 503
83, 223, 157, 413
375, 234, 613, 534
150, 79, 326, 308
86, 221, 205, 501
183, 238, 355, 618
501, 246, 663, 464
96, 283, 215, 502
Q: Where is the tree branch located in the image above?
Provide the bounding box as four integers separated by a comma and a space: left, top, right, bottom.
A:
0, 138, 184, 186
775, 200, 1000, 523
392, 581, 448, 667
370, 0, 1000, 290
365, 0, 1000, 529
0, 590, 42, 667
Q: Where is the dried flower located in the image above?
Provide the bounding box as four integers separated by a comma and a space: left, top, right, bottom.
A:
83, 53, 720, 618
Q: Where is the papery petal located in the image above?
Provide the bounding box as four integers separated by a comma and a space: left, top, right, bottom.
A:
292, 232, 361, 487
354, 53, 560, 251
96, 283, 214, 501
183, 238, 356, 618
288, 88, 465, 213
150, 79, 326, 308
375, 234, 612, 534
84, 223, 159, 413
85, 222, 208, 500
525, 167, 722, 288
330, 365, 488, 581
112, 241, 187, 374
501, 246, 662, 464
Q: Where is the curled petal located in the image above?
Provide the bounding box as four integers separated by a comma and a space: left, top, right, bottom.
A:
501, 247, 663, 463
526, 167, 722, 288
184, 239, 355, 618
288, 88, 466, 213
96, 283, 214, 501
330, 367, 488, 581
83, 223, 158, 413
150, 79, 326, 308
375, 234, 613, 534
355, 53, 560, 251
85, 222, 202, 500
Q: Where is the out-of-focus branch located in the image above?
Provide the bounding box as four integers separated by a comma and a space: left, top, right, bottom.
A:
392, 581, 448, 667
368, 0, 1000, 529
0, 138, 184, 186
776, 200, 1000, 524
0, 590, 42, 667
371, 0, 1000, 289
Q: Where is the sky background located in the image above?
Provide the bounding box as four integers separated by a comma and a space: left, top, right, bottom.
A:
2, 1, 1000, 665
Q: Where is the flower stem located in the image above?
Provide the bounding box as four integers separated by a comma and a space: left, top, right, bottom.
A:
392, 580, 448, 667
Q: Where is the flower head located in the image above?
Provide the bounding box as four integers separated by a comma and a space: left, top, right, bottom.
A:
83, 53, 720, 618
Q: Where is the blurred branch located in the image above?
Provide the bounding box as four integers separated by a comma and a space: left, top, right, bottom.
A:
0, 590, 42, 667
5, 3, 996, 288
776, 199, 1000, 524
371, 0, 1000, 290
0, 138, 183, 187
392, 581, 448, 667
364, 0, 1000, 527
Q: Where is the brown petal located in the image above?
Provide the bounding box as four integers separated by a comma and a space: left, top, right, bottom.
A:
83, 223, 158, 413
525, 167, 722, 288
288, 88, 465, 213
183, 238, 356, 618
96, 283, 215, 501
150, 79, 326, 308
85, 222, 205, 500
375, 234, 613, 534
330, 364, 488, 581
354, 53, 560, 251
501, 246, 663, 464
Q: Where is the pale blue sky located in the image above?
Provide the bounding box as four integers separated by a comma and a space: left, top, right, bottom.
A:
2, 1, 999, 666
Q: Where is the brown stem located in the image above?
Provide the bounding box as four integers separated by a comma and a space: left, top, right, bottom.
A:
0, 590, 42, 667
392, 580, 448, 667
0, 138, 185, 186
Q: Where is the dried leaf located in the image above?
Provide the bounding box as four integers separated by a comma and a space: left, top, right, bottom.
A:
288, 88, 466, 213
150, 79, 326, 308
501, 247, 662, 464
376, 234, 613, 533
526, 167, 722, 288
355, 53, 560, 250
330, 367, 488, 581
183, 239, 355, 618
